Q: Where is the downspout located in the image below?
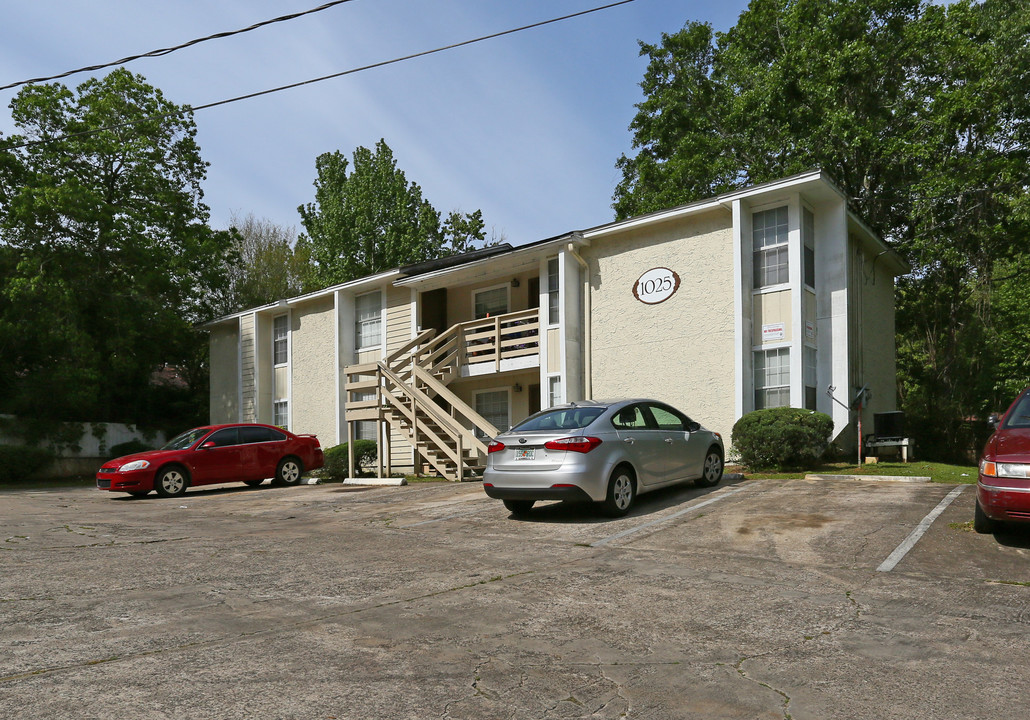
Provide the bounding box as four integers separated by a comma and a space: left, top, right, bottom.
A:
567, 240, 592, 400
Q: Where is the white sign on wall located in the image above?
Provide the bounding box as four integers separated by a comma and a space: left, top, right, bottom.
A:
633, 267, 680, 305
762, 322, 786, 342
806, 320, 816, 339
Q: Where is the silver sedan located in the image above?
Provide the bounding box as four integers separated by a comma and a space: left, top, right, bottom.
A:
482, 399, 724, 517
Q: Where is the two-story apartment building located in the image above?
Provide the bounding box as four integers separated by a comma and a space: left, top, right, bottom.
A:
204, 170, 908, 479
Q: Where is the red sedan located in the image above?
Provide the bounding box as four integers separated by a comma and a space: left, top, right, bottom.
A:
976, 387, 1030, 533
96, 424, 324, 498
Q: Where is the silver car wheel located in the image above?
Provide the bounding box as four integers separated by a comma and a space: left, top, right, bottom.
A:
156, 468, 186, 497
602, 467, 636, 517
274, 458, 302, 486
696, 448, 724, 488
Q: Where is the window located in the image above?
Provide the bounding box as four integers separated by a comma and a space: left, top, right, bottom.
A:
548, 375, 562, 407
799, 206, 815, 286
547, 257, 560, 325
355, 291, 382, 350
273, 315, 288, 365
647, 404, 687, 431
206, 428, 239, 447
512, 406, 604, 432
273, 400, 289, 429
474, 286, 508, 319
239, 426, 285, 444
753, 206, 789, 288
353, 390, 377, 441
476, 390, 510, 437
611, 405, 650, 430
804, 346, 817, 411
755, 347, 790, 409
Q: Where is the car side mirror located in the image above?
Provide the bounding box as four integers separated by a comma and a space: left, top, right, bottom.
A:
200, 441, 216, 449
687, 421, 701, 433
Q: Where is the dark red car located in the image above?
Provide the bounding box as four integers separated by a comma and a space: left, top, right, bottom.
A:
976, 387, 1030, 533
96, 423, 324, 498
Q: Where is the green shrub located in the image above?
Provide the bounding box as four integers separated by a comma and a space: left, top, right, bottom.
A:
731, 407, 834, 471
320, 440, 378, 480
108, 439, 154, 459
0, 445, 55, 484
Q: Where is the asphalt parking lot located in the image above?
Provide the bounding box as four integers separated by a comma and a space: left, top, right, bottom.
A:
3, 476, 1029, 719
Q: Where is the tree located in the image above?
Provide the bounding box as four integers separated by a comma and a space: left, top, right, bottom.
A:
614, 0, 1030, 460
0, 69, 235, 435
298, 139, 488, 287
220, 212, 312, 313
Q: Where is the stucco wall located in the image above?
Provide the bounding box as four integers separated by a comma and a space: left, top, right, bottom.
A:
290, 295, 337, 442
858, 246, 900, 421
209, 323, 239, 424
585, 209, 737, 440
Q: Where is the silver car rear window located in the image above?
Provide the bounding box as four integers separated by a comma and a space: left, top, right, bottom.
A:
511, 407, 606, 432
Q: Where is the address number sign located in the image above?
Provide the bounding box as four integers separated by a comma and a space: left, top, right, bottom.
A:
632, 267, 680, 305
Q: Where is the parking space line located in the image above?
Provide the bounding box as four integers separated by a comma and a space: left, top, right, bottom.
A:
590, 483, 755, 548
876, 485, 965, 573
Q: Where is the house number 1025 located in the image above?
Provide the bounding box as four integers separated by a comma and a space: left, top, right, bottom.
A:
633, 267, 681, 305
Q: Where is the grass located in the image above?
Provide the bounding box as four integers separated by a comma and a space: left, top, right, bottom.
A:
735, 460, 978, 484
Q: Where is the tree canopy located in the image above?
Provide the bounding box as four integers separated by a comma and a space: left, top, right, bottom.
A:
615, 0, 1030, 460
219, 212, 311, 314
298, 139, 487, 287
0, 69, 235, 436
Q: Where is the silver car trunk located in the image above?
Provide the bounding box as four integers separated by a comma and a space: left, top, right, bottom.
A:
490, 429, 571, 472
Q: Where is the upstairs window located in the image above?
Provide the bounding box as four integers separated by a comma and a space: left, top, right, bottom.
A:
753, 206, 789, 288
474, 286, 508, 320
273, 315, 288, 365
803, 206, 815, 288
547, 257, 560, 325
355, 291, 382, 350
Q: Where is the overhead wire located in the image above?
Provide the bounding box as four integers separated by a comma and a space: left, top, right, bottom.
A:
0, 0, 360, 92
2, 0, 637, 151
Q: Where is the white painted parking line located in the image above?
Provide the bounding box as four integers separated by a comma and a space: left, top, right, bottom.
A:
591, 483, 755, 548
876, 485, 965, 573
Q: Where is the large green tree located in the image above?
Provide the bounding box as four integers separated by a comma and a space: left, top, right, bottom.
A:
614, 0, 1030, 460
220, 212, 312, 313
0, 69, 235, 436
298, 139, 487, 287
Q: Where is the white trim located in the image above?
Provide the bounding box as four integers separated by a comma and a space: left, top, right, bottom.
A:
733, 199, 746, 421
334, 290, 341, 446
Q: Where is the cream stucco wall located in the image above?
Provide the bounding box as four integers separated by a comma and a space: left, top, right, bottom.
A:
209, 324, 239, 424
857, 244, 899, 424
585, 209, 737, 440
290, 295, 337, 441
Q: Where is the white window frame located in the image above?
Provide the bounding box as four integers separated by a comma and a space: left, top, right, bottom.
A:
273, 399, 289, 429
471, 283, 510, 320
475, 387, 511, 438
272, 314, 289, 367
752, 205, 790, 290
355, 290, 382, 351
546, 257, 560, 327
754, 346, 791, 410
547, 374, 563, 408
802, 204, 816, 290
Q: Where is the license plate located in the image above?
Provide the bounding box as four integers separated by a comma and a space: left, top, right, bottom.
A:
514, 448, 535, 461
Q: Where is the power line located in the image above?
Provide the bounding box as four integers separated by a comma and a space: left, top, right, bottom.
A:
2, 0, 637, 151
0, 0, 360, 92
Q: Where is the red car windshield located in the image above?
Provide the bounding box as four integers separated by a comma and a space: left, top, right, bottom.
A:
161, 427, 211, 451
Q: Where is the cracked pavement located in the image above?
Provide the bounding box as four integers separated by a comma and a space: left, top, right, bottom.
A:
2, 476, 1029, 719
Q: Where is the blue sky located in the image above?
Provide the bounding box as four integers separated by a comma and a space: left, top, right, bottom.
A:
0, 1, 753, 246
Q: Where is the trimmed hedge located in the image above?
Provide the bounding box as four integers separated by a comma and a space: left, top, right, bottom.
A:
0, 445, 55, 484
108, 439, 154, 459
320, 440, 378, 480
731, 407, 834, 471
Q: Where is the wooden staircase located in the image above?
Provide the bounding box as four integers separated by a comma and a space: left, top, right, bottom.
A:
344, 309, 540, 480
